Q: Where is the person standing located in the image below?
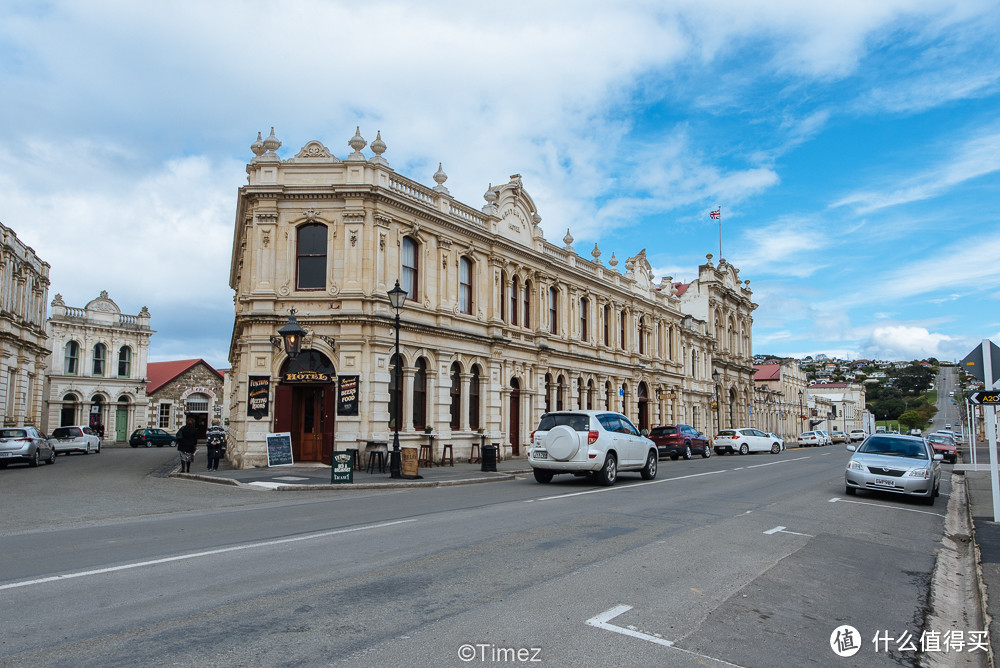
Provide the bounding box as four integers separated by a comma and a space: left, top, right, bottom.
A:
205, 419, 227, 471
176, 417, 199, 473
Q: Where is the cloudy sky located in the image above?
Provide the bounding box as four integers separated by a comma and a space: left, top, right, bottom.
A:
3, 1, 999, 369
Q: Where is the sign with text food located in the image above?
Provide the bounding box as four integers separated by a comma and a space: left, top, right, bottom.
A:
338, 375, 359, 416
247, 376, 270, 420
331, 451, 354, 484
265, 432, 294, 467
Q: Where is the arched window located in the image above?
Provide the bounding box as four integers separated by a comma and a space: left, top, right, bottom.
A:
449, 362, 461, 430
510, 276, 519, 326
296, 223, 327, 290
548, 287, 558, 335
556, 375, 565, 411
459, 257, 473, 315
523, 280, 532, 329
118, 346, 132, 378
412, 358, 427, 430
65, 341, 79, 375
60, 393, 77, 426
587, 379, 595, 410
638, 316, 646, 355
469, 365, 481, 430
603, 304, 610, 346
577, 377, 584, 409
93, 343, 107, 376
90, 395, 104, 431
402, 236, 418, 301
605, 381, 613, 411
619, 310, 627, 350
388, 353, 403, 429
544, 373, 553, 413
580, 297, 589, 342
500, 271, 507, 321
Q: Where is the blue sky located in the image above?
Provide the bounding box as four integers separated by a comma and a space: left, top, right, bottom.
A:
2, 1, 998, 370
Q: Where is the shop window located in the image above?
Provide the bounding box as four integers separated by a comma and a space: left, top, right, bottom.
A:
296, 223, 327, 290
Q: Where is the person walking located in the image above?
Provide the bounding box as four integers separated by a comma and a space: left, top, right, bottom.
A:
205, 419, 227, 471
176, 417, 199, 473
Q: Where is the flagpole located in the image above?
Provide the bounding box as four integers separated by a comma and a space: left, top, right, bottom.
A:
718, 206, 722, 260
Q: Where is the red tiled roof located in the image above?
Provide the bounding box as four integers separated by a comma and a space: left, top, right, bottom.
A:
753, 364, 781, 381
673, 282, 691, 296
146, 359, 223, 394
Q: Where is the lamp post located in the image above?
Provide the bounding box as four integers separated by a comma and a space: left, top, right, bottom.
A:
712, 369, 721, 434
387, 280, 408, 478
798, 390, 804, 435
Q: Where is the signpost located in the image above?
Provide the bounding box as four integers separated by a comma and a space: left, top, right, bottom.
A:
962, 340, 1000, 522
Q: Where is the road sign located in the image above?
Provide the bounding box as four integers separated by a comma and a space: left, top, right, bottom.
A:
961, 340, 1000, 384
969, 391, 1000, 405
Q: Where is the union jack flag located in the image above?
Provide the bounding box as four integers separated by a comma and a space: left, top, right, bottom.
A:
710, 208, 721, 219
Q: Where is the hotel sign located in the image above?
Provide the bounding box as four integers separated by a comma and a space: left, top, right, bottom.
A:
283, 370, 332, 384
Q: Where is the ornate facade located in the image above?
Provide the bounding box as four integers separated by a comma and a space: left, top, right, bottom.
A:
225, 128, 756, 468
145, 359, 225, 439
0, 221, 50, 427
44, 292, 153, 441
753, 361, 810, 441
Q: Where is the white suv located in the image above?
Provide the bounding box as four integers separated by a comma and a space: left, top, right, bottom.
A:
50, 425, 102, 455
528, 410, 658, 486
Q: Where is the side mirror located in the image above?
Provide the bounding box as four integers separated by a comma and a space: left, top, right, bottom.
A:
933, 454, 943, 461
846, 444, 856, 452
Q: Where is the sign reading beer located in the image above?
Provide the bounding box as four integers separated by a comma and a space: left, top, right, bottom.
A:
247, 376, 270, 419
338, 375, 359, 416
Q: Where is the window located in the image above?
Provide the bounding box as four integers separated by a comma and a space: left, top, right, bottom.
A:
449, 363, 461, 430
388, 354, 402, 428
118, 346, 132, 377
158, 403, 171, 428
500, 271, 506, 321
577, 377, 583, 409
459, 257, 472, 314
402, 236, 418, 301
544, 374, 553, 413
556, 375, 565, 411
296, 223, 327, 290
523, 280, 531, 329
580, 297, 589, 342
603, 304, 610, 347
93, 343, 106, 376
548, 287, 558, 334
619, 310, 627, 350
638, 317, 645, 355
412, 358, 427, 429
510, 277, 519, 326
65, 341, 79, 375
469, 366, 481, 430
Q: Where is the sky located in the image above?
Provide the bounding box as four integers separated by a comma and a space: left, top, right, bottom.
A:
2, 0, 999, 371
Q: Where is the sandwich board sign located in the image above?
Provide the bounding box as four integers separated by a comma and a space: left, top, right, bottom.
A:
266, 432, 294, 467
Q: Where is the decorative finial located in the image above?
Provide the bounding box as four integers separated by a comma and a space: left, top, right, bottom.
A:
706, 253, 713, 261
609, 253, 619, 270
432, 162, 449, 194
262, 127, 281, 154
591, 243, 602, 263
563, 229, 574, 249
482, 184, 498, 215
369, 130, 387, 165
251, 131, 265, 157
348, 126, 367, 160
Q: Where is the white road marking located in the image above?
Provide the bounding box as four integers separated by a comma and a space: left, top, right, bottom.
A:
746, 456, 810, 469
828, 497, 945, 517
764, 525, 813, 537
525, 470, 725, 502
0, 519, 417, 591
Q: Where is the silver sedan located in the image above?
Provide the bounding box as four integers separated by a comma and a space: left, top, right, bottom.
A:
844, 434, 941, 505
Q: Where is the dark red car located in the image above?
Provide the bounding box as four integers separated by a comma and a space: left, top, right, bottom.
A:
926, 433, 957, 463
649, 424, 711, 460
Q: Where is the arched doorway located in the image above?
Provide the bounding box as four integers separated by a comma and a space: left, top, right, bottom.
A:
274, 350, 336, 464
185, 393, 211, 438
637, 382, 649, 432
61, 393, 78, 426
89, 395, 105, 439
115, 395, 130, 442
509, 378, 521, 456
729, 387, 738, 428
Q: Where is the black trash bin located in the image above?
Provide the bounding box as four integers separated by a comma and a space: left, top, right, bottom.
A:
481, 444, 498, 472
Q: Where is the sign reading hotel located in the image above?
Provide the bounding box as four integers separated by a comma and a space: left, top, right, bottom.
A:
283, 370, 332, 384
338, 375, 359, 416
247, 376, 270, 419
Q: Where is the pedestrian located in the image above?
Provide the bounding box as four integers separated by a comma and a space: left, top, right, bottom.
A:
176, 417, 199, 473
205, 419, 227, 471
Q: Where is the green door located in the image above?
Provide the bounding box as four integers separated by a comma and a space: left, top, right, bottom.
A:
115, 408, 128, 442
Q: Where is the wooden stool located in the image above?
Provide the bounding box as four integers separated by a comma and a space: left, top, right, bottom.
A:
469, 442, 481, 464
440, 443, 454, 467
418, 443, 433, 467
492, 443, 502, 462
366, 449, 386, 473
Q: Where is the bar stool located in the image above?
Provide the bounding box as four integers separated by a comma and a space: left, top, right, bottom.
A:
346, 448, 360, 469
492, 443, 502, 463
418, 443, 433, 467
440, 443, 454, 467
366, 449, 386, 474
469, 442, 481, 464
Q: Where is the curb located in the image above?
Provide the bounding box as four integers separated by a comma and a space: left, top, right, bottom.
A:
169, 468, 533, 490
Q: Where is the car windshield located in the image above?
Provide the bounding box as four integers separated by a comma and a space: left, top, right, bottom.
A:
536, 413, 591, 432
649, 426, 677, 437
858, 436, 928, 459
52, 427, 80, 438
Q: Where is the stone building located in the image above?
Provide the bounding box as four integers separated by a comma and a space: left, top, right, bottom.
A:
224, 128, 755, 468
44, 292, 153, 440
807, 382, 866, 434
752, 361, 810, 441
0, 221, 50, 427
145, 359, 225, 439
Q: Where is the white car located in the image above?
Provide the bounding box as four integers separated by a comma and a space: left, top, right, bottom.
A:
528, 410, 658, 486
848, 429, 866, 442
714, 428, 783, 455
815, 430, 832, 445
798, 431, 823, 447
49, 425, 102, 455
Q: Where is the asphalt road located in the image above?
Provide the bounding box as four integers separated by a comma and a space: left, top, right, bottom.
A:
0, 436, 957, 667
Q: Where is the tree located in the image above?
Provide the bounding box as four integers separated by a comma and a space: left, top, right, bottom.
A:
897, 410, 924, 431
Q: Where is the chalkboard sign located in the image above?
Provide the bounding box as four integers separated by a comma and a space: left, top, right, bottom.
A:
266, 432, 294, 467
338, 375, 359, 416
247, 376, 270, 420
331, 451, 354, 484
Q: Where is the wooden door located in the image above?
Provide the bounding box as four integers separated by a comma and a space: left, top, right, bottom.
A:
509, 380, 521, 456
296, 387, 324, 462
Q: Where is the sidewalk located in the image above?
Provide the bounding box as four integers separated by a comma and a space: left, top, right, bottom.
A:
962, 463, 1000, 663
171, 452, 533, 490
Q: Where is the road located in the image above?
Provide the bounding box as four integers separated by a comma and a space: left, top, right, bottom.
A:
0, 438, 959, 667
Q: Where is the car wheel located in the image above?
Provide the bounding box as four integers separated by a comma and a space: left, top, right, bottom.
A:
84, 444, 90, 455
533, 469, 554, 484
46, 448, 56, 465
145, 442, 153, 448
96, 443, 101, 453
845, 485, 857, 496
702, 446, 712, 458
739, 443, 749, 455
29, 450, 39, 467
770, 443, 780, 454
682, 445, 692, 460
670, 454, 678, 461
640, 451, 657, 480
596, 453, 617, 486
169, 440, 177, 448
923, 491, 936, 506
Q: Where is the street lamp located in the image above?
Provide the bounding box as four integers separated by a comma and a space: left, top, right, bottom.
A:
387, 280, 408, 478
272, 309, 307, 358
712, 369, 721, 433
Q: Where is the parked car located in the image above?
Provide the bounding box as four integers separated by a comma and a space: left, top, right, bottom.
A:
0, 427, 56, 468
844, 433, 941, 505
713, 428, 783, 455
848, 429, 866, 442
831, 431, 849, 444
798, 431, 823, 447
129, 428, 177, 448
815, 430, 832, 445
767, 432, 785, 451
528, 410, 658, 486
927, 433, 958, 463
648, 424, 711, 460
50, 425, 102, 455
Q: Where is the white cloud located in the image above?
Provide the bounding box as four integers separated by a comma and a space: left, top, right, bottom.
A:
861, 325, 972, 361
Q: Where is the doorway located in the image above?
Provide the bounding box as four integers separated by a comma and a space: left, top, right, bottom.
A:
509, 378, 521, 456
